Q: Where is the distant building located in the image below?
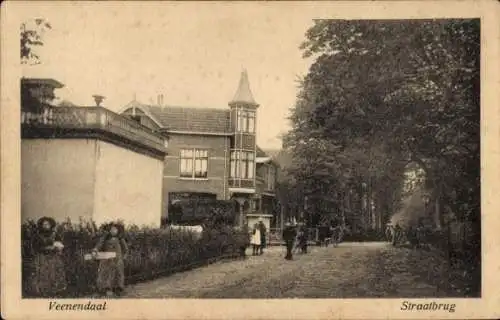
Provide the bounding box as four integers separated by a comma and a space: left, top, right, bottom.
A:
119, 70, 279, 227
21, 78, 167, 227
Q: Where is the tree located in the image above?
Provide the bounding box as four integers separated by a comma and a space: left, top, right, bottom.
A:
21, 18, 52, 64
285, 19, 480, 239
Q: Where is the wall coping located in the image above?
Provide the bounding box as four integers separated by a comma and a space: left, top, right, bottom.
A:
21, 106, 168, 160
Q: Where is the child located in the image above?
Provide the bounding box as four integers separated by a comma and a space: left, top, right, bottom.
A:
29, 216, 67, 297
250, 223, 261, 256
92, 222, 128, 297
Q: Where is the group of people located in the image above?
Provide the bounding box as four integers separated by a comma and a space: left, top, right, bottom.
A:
249, 218, 347, 261
318, 218, 345, 247
25, 216, 129, 298
282, 221, 309, 260
249, 218, 310, 261
385, 218, 431, 248
249, 218, 267, 255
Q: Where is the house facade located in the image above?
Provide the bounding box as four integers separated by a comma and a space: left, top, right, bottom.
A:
119, 71, 279, 227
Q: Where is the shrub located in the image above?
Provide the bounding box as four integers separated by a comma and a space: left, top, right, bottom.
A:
22, 218, 248, 298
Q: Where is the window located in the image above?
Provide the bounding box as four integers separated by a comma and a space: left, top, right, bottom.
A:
245, 152, 254, 179
240, 152, 248, 178
255, 198, 261, 211
267, 166, 276, 191
230, 151, 254, 179
237, 109, 245, 132
236, 109, 256, 133
180, 149, 193, 177
180, 149, 208, 178
248, 113, 255, 132
230, 151, 239, 178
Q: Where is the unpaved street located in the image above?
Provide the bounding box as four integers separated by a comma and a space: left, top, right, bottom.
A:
124, 242, 466, 298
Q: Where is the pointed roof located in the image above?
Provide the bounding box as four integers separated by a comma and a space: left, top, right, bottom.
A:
229, 69, 258, 107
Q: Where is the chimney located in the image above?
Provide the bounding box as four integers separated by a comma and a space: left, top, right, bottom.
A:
156, 94, 165, 107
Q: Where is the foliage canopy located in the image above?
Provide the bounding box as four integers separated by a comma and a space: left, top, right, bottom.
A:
281, 19, 480, 229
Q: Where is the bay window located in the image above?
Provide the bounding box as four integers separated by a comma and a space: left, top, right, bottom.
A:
230, 150, 255, 179
230, 151, 239, 178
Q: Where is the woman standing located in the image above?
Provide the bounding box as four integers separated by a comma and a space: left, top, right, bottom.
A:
250, 222, 261, 256
92, 222, 128, 297
29, 217, 67, 297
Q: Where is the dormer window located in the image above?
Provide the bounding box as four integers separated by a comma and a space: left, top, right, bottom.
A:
237, 108, 255, 133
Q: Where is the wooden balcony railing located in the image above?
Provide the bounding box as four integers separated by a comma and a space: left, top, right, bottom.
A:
21, 106, 167, 154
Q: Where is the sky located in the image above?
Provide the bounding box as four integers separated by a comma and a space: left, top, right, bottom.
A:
20, 3, 315, 150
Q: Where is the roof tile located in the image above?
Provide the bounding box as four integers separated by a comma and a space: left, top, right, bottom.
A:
145, 105, 231, 133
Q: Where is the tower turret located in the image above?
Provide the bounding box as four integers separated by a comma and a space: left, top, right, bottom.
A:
228, 70, 258, 191
229, 69, 259, 108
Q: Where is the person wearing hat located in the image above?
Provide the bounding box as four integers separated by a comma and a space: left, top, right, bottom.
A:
282, 221, 297, 260
29, 216, 67, 297
92, 221, 129, 297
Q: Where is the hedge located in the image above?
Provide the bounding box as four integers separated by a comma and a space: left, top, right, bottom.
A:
22, 218, 250, 298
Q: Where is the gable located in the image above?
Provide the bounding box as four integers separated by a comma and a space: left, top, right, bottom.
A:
119, 101, 164, 128
121, 107, 161, 131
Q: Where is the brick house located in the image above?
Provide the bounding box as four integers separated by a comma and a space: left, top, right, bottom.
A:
119, 71, 279, 227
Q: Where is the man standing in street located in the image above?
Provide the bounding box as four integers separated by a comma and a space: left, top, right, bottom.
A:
282, 222, 297, 260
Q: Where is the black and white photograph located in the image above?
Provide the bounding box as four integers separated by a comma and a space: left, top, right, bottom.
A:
2, 1, 499, 319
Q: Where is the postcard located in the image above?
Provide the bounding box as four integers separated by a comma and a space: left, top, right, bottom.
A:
2, 1, 499, 319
